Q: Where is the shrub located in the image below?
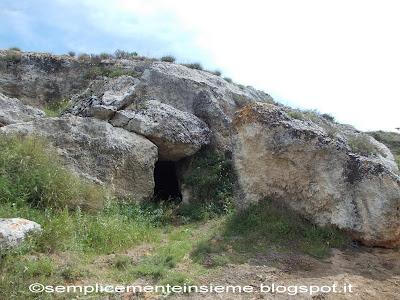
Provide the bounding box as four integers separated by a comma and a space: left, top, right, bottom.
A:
211, 70, 221, 76
114, 49, 138, 59
347, 135, 379, 156
89, 54, 102, 64
67, 51, 75, 57
77, 53, 90, 61
85, 66, 139, 79
182, 63, 203, 70
0, 51, 22, 63
8, 47, 21, 51
321, 113, 335, 122
0, 136, 106, 210
43, 99, 71, 117
100, 52, 112, 59
161, 55, 176, 63
223, 77, 232, 83
183, 149, 236, 217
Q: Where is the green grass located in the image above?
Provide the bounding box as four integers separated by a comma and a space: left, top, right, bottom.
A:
347, 135, 380, 156
85, 66, 140, 79
192, 200, 350, 266
183, 149, 236, 219
0, 136, 354, 299
369, 131, 400, 168
0, 136, 105, 210
43, 99, 71, 117
161, 55, 176, 63
0, 50, 22, 63
182, 63, 203, 70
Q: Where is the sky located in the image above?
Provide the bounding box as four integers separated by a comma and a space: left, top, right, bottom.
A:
1, 0, 399, 132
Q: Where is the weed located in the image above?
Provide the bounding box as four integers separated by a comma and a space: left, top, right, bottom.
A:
161, 55, 176, 63
348, 135, 379, 156
183, 149, 236, 218
182, 63, 203, 70
43, 99, 71, 117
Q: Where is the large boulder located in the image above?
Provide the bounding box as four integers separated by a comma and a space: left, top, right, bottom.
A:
233, 102, 400, 247
0, 116, 158, 200
65, 60, 274, 152
66, 75, 139, 120
0, 93, 45, 126
0, 218, 41, 250
110, 100, 211, 161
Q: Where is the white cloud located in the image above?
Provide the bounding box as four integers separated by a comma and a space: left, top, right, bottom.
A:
2, 0, 399, 131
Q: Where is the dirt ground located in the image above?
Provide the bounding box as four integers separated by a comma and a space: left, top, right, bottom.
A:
171, 246, 400, 299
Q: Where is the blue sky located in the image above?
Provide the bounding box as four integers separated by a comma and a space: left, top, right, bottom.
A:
1, 0, 399, 132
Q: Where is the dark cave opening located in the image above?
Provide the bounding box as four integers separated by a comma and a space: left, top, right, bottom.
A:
153, 161, 182, 202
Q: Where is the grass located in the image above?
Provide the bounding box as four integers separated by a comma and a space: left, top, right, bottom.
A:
161, 55, 176, 63
0, 136, 105, 210
0, 136, 353, 299
0, 50, 22, 63
348, 135, 380, 156
43, 99, 71, 117
182, 63, 203, 70
369, 131, 400, 168
84, 66, 140, 79
183, 149, 236, 219
192, 200, 350, 267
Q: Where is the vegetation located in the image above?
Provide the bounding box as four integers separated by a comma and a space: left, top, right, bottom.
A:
347, 135, 380, 156
223, 77, 233, 83
43, 99, 71, 117
0, 137, 352, 299
182, 63, 203, 70
67, 51, 75, 57
183, 149, 236, 219
84, 66, 140, 79
369, 131, 400, 168
8, 47, 21, 51
0, 50, 22, 63
192, 200, 350, 268
0, 136, 105, 210
211, 70, 222, 76
161, 55, 176, 63
114, 49, 138, 59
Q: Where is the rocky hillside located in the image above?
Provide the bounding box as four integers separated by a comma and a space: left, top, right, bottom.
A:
1, 49, 399, 249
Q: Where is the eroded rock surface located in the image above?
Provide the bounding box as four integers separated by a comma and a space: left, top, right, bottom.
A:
233, 102, 400, 247
0, 116, 158, 200
65, 60, 273, 151
0, 93, 45, 126
0, 218, 41, 250
111, 100, 210, 161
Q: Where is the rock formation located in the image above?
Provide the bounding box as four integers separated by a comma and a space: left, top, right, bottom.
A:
0, 218, 42, 250
0, 51, 399, 247
0, 93, 45, 126
233, 103, 400, 247
0, 116, 158, 200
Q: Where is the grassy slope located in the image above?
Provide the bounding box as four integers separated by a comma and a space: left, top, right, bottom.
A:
369, 131, 400, 167
0, 137, 350, 299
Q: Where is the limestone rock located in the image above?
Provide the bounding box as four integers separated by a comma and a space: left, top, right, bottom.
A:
233, 102, 400, 247
66, 75, 139, 120
0, 218, 41, 250
0, 51, 91, 107
0, 93, 45, 126
0, 116, 158, 200
110, 101, 211, 161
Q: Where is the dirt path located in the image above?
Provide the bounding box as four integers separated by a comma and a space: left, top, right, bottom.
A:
172, 247, 400, 299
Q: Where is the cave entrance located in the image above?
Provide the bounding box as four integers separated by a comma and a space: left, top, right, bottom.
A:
153, 161, 182, 202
